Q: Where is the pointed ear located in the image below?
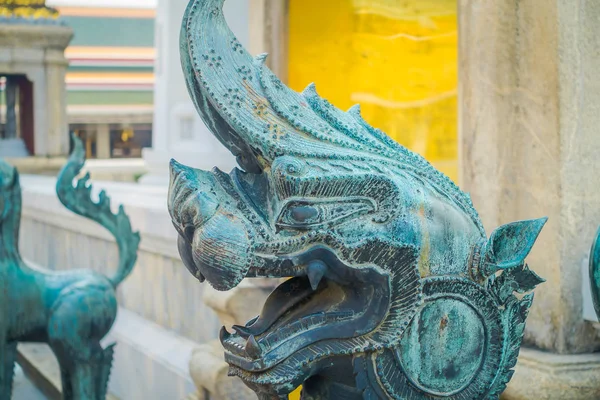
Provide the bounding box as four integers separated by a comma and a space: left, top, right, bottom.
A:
484, 217, 548, 270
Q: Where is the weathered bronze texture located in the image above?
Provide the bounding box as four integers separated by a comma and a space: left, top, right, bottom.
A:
168, 1, 548, 398
0, 134, 140, 399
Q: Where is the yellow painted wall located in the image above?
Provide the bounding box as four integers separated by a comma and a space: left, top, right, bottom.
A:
288, 0, 458, 182
286, 2, 457, 397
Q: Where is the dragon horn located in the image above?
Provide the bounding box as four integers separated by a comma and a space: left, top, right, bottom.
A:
181, 0, 484, 232
181, 0, 407, 172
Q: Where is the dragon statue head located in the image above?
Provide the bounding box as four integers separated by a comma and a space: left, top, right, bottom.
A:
168, 1, 547, 398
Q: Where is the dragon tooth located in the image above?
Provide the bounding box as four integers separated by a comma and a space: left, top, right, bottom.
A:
307, 260, 327, 291
219, 326, 231, 344
246, 335, 263, 359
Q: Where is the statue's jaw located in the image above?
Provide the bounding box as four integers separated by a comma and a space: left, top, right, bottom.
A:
168, 160, 398, 378
219, 246, 390, 374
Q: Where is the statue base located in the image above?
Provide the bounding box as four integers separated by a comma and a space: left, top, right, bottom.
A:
189, 340, 255, 400
0, 138, 29, 158
503, 347, 600, 399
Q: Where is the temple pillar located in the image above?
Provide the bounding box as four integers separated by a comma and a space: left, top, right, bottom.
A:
459, 1, 600, 398
0, 75, 29, 158
140, 0, 249, 185
43, 46, 70, 156
0, 1, 72, 158
96, 123, 111, 159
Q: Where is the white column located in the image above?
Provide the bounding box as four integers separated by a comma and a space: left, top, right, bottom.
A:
459, 1, 600, 398
96, 123, 111, 159
140, 0, 249, 185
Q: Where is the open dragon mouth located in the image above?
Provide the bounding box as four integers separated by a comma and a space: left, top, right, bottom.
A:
168, 160, 392, 371
219, 253, 390, 372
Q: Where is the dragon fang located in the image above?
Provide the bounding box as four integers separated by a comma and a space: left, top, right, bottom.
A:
168, 1, 548, 398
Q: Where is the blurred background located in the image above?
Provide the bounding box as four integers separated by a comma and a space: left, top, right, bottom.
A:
1, 0, 459, 180
2, 0, 599, 399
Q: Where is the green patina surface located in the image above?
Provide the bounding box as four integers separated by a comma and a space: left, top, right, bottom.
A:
166, 1, 548, 399
0, 134, 140, 399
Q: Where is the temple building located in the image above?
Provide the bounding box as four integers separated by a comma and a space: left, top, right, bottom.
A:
0, 0, 155, 164
0, 0, 72, 158
47, 0, 155, 159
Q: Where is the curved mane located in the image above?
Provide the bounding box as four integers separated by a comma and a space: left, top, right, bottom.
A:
181, 0, 484, 234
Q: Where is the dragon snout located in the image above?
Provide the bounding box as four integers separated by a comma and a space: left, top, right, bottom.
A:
168, 159, 252, 291
168, 159, 220, 232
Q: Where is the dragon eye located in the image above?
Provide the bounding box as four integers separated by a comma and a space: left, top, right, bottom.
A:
289, 205, 320, 224
276, 198, 376, 230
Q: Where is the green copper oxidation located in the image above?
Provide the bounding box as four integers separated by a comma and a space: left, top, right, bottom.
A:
168, 1, 547, 398
0, 133, 140, 399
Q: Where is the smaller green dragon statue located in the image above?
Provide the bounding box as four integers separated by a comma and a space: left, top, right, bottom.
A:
0, 133, 140, 399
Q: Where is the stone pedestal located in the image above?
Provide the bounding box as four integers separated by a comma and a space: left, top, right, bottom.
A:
459, 1, 600, 398
188, 281, 275, 400
0, 23, 72, 156
188, 341, 254, 400
140, 0, 249, 185
502, 347, 600, 400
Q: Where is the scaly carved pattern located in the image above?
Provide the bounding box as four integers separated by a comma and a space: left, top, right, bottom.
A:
168, 1, 548, 398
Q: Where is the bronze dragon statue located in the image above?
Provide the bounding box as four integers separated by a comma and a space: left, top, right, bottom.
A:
168, 1, 548, 398
0, 134, 140, 399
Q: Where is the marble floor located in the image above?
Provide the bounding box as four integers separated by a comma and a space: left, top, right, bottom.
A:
12, 364, 47, 400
